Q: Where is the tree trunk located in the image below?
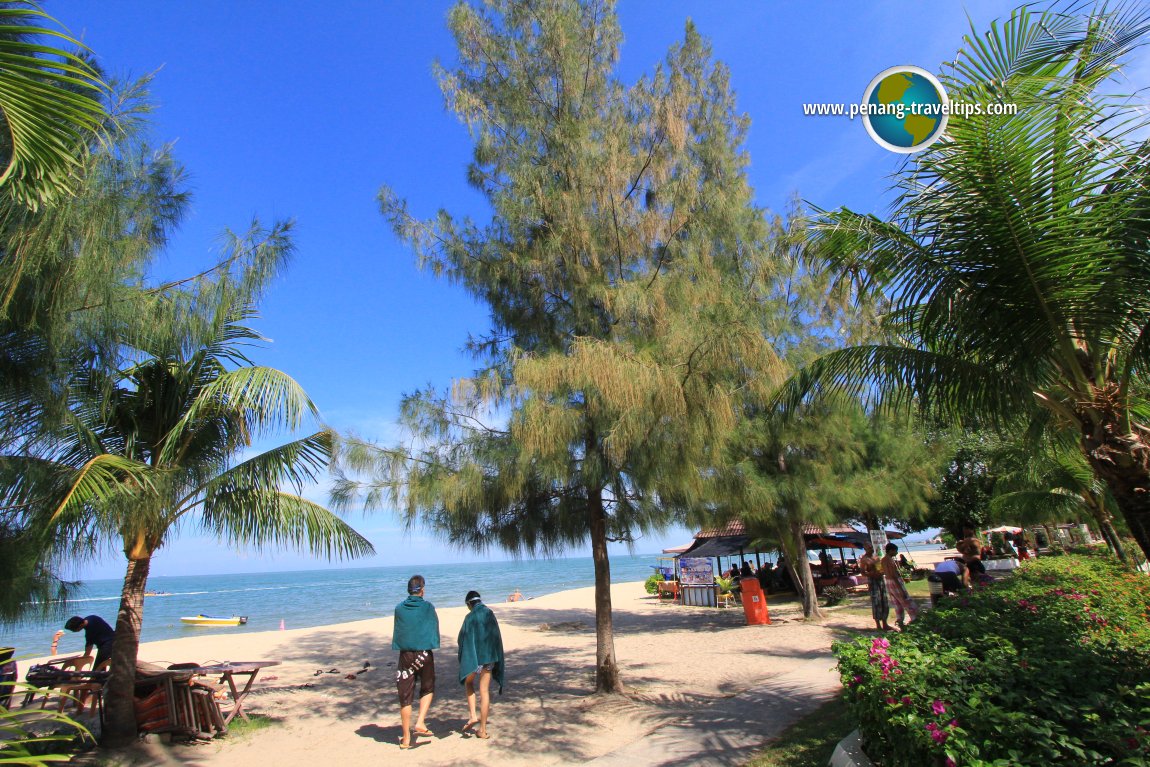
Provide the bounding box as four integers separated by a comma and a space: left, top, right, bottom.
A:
787, 520, 824, 621
1087, 493, 1130, 565
1080, 416, 1150, 562
588, 488, 623, 694
101, 555, 150, 746
1100, 516, 1129, 564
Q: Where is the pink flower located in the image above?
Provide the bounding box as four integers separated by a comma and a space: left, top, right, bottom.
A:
931, 728, 949, 744
901, 696, 912, 706
945, 758, 957, 767
931, 700, 947, 715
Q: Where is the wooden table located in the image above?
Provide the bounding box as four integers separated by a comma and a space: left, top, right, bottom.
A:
190, 661, 280, 724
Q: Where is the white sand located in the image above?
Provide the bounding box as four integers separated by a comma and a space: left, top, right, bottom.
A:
19, 577, 906, 765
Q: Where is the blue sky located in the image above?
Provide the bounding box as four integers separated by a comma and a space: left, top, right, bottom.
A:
55, 1, 1074, 578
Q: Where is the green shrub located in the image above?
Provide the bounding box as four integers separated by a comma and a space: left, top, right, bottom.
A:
834, 555, 1150, 766
644, 572, 664, 594
823, 584, 849, 606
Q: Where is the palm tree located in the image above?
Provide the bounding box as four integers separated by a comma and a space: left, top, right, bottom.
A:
780, 3, 1150, 559
0, 1, 109, 210
24, 295, 373, 746
991, 439, 1130, 563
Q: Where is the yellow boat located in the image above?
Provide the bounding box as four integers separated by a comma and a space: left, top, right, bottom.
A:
180, 614, 248, 627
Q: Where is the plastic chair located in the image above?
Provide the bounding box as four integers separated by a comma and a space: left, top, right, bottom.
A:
54, 659, 109, 715
23, 655, 93, 710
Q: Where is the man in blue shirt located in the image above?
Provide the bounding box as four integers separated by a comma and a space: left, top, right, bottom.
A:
64, 614, 115, 668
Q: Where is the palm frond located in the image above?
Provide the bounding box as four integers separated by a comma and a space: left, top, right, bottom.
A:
158, 366, 319, 467
198, 489, 374, 560
772, 344, 1034, 426
0, 4, 110, 210
196, 430, 332, 509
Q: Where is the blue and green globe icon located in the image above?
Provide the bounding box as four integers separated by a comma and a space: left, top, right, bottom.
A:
862, 66, 948, 153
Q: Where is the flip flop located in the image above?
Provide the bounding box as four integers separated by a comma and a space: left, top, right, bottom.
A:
413, 726, 434, 737
477, 732, 491, 740
399, 741, 412, 750
462, 720, 479, 733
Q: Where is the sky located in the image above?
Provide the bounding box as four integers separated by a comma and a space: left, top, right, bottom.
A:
50, 0, 1099, 579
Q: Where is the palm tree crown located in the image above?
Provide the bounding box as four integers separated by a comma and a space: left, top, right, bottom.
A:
780, 3, 1150, 558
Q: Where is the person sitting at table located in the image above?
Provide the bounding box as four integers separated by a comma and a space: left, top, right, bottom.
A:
756, 562, 773, 593
64, 614, 115, 669
934, 558, 966, 593
740, 561, 754, 579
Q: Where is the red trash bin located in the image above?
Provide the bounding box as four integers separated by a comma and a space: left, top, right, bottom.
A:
740, 577, 770, 625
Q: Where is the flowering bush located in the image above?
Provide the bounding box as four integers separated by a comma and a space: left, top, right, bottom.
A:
834, 555, 1150, 765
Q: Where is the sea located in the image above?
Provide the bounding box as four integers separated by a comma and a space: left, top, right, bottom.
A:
0, 554, 668, 658
1, 542, 946, 658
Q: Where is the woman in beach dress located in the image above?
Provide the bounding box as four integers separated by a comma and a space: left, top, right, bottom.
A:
881, 543, 919, 627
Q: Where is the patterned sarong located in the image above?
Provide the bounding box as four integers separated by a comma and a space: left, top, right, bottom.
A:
867, 576, 889, 624
885, 571, 920, 625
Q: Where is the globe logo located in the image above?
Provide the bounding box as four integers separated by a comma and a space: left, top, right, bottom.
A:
862, 66, 949, 153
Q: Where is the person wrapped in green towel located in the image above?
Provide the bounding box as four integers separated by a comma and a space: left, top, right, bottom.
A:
393, 574, 440, 749
458, 590, 504, 740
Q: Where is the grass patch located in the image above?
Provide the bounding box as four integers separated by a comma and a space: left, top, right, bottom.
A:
744, 694, 855, 767
224, 714, 278, 739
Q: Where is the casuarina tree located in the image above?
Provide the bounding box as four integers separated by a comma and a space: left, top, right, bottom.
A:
339, 0, 782, 693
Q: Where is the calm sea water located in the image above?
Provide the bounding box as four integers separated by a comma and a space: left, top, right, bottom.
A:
1, 542, 944, 658
0, 554, 664, 658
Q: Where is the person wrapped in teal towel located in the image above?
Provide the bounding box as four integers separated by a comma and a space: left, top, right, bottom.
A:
457, 591, 504, 740
393, 574, 440, 749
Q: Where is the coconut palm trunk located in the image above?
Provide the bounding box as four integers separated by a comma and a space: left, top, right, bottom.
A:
103, 554, 151, 746
1081, 421, 1150, 559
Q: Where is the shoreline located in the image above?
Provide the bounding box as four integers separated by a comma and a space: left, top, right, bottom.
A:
17, 550, 959, 671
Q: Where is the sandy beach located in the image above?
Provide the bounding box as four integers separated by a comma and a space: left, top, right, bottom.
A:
28, 548, 960, 766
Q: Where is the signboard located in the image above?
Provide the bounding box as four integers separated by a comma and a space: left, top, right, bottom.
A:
678, 557, 714, 586
869, 529, 888, 551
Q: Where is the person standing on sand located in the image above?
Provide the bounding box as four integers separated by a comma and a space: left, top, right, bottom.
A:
63, 614, 115, 668
858, 544, 892, 631
393, 574, 440, 749
458, 591, 504, 740
882, 543, 920, 628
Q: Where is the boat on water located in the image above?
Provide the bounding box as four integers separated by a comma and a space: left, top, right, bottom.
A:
180, 614, 248, 626
144, 591, 172, 597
